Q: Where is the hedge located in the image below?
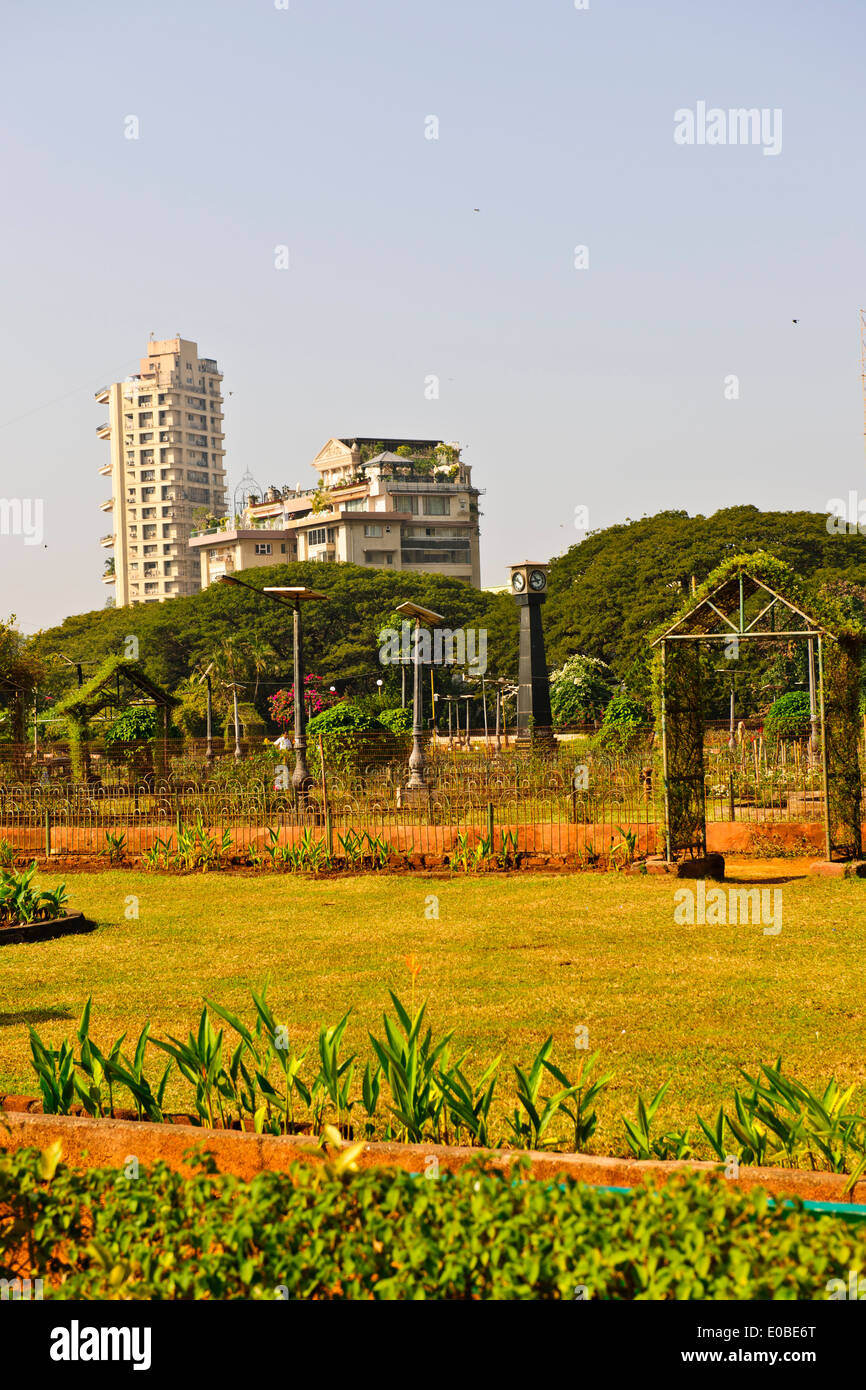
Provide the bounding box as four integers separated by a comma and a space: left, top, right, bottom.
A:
2, 1146, 864, 1300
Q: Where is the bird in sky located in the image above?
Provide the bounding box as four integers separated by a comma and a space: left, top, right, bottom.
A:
792, 319, 799, 324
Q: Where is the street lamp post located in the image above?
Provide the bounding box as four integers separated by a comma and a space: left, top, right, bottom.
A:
205, 672, 214, 764
230, 682, 242, 761
481, 675, 490, 755
396, 601, 444, 794
219, 576, 328, 800
461, 694, 472, 750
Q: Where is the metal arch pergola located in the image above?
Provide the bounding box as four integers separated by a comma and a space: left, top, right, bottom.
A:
652, 568, 846, 863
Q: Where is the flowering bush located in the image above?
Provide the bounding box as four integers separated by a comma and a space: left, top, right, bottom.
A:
549, 654, 614, 727
269, 675, 335, 728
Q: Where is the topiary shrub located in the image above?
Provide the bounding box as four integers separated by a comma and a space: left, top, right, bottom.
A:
306, 701, 402, 773
764, 690, 811, 744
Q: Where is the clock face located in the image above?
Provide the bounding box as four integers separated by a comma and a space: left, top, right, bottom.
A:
529, 569, 547, 591
511, 571, 526, 593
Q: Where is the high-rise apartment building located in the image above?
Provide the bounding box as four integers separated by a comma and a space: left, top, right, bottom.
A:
96, 337, 227, 605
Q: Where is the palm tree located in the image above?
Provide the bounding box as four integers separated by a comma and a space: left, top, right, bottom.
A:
246, 636, 278, 702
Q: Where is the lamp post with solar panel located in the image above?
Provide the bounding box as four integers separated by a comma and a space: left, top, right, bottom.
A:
219, 576, 328, 799
396, 600, 443, 794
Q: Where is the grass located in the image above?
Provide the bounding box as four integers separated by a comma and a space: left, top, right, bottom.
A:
1, 864, 865, 1155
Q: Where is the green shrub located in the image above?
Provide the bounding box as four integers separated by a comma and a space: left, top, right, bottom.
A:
764, 690, 812, 744
590, 691, 650, 757
307, 702, 401, 771
104, 708, 159, 744
2, 1147, 863, 1300
377, 706, 413, 736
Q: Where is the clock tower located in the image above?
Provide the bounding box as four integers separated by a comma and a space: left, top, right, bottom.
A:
509, 562, 554, 751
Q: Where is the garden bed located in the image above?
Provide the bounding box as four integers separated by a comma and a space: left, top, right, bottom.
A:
0, 911, 94, 947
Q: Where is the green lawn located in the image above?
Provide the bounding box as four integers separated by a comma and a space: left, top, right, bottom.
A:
2, 865, 865, 1154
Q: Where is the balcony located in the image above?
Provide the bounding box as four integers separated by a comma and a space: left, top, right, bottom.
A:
101, 571, 116, 585
386, 480, 485, 496
98, 497, 114, 512
99, 533, 115, 548
96, 422, 111, 439
94, 386, 110, 405
98, 462, 112, 477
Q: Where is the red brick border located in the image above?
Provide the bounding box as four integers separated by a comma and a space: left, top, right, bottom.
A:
2, 1107, 864, 1205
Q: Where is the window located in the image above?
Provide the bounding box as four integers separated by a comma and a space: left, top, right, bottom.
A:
344, 499, 366, 512
255, 543, 272, 556
143, 544, 157, 555
365, 551, 394, 565
188, 487, 210, 503
364, 523, 382, 537
403, 495, 419, 514
140, 470, 155, 481
188, 469, 209, 483
423, 495, 450, 516
142, 525, 157, 539
307, 527, 328, 547
142, 508, 156, 519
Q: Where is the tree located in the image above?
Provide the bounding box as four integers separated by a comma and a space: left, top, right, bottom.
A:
0, 616, 42, 742
545, 506, 866, 705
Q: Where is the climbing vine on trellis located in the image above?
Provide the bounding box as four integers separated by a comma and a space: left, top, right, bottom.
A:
650, 552, 864, 862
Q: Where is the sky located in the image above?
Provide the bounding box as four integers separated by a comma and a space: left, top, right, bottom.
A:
2, 0, 865, 632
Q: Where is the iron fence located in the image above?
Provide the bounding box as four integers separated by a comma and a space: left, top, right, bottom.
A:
0, 732, 858, 862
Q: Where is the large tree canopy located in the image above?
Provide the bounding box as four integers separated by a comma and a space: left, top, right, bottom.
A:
545, 506, 866, 699
23, 508, 866, 719
30, 563, 520, 713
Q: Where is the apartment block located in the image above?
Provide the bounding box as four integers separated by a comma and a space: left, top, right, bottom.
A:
189, 437, 482, 587
96, 337, 227, 605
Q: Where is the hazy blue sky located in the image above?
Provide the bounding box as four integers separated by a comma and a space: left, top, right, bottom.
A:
2, 0, 865, 631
